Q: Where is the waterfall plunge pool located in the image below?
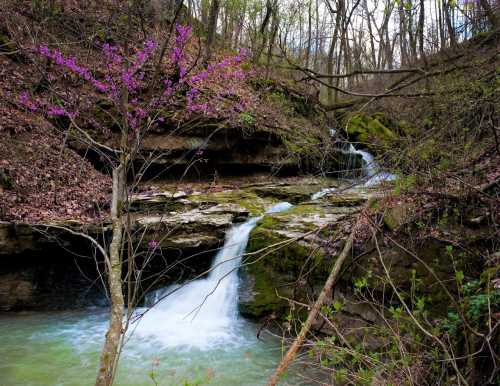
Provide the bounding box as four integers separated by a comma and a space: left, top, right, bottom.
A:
0, 202, 305, 386
0, 309, 293, 386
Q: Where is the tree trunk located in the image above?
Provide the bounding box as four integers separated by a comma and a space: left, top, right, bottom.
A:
95, 164, 126, 386
364, 0, 376, 68
201, 0, 209, 26
313, 0, 320, 71
418, 0, 425, 59
444, 0, 457, 46
407, 0, 418, 61
205, 0, 220, 63
265, 7, 279, 78
306, 0, 312, 68
253, 0, 274, 63
479, 0, 499, 29
438, 0, 445, 48
399, 2, 409, 65
326, 2, 342, 105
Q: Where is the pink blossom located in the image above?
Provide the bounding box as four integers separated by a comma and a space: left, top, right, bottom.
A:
18, 91, 38, 111
148, 239, 159, 249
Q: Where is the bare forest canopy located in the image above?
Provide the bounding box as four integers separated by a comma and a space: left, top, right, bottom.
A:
4, 0, 499, 97
170, 0, 499, 102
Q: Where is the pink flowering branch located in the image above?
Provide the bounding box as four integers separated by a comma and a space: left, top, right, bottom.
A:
19, 25, 252, 143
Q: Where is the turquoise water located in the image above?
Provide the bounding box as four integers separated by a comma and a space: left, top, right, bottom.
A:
0, 203, 312, 386
0, 309, 298, 386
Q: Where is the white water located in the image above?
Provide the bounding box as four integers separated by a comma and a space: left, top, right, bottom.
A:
311, 141, 396, 200
0, 203, 298, 386
311, 188, 337, 200
346, 144, 396, 187
135, 202, 293, 350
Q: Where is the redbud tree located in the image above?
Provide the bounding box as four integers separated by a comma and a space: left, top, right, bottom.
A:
20, 24, 250, 386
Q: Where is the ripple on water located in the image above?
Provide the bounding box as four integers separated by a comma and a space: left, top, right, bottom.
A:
0, 310, 299, 386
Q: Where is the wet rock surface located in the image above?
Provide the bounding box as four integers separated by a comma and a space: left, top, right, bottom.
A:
238, 186, 369, 318
0, 178, 382, 313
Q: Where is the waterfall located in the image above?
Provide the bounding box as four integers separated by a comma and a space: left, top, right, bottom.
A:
346, 144, 395, 186
311, 141, 395, 200
135, 202, 292, 349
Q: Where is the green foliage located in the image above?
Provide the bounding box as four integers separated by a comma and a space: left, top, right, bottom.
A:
393, 174, 416, 195
268, 91, 287, 105
266, 91, 295, 116
353, 271, 372, 292
239, 111, 256, 126
442, 278, 500, 336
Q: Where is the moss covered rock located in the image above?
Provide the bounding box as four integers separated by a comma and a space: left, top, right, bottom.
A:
383, 203, 412, 231
251, 183, 328, 204
187, 189, 275, 215
346, 112, 397, 148
238, 201, 360, 318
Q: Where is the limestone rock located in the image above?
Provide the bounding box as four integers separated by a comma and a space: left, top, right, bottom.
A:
239, 201, 361, 318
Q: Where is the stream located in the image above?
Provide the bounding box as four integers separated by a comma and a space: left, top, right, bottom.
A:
0, 146, 390, 386
0, 310, 288, 385
0, 203, 298, 386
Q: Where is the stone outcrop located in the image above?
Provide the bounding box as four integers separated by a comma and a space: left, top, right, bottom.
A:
238, 187, 498, 354
0, 186, 262, 311
238, 188, 367, 318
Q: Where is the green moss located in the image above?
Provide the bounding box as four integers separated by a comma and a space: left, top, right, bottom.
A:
187, 190, 273, 215
251, 185, 322, 204
240, 217, 330, 318
129, 199, 186, 213
326, 194, 366, 207
346, 112, 397, 146
286, 203, 326, 216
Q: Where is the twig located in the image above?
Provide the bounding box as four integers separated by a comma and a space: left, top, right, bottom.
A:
266, 198, 373, 386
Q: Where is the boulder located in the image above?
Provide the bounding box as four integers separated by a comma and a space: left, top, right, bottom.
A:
239, 201, 362, 318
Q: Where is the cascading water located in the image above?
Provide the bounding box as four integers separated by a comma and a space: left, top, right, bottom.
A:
311, 139, 395, 200
345, 144, 395, 187
135, 202, 293, 349
0, 202, 296, 385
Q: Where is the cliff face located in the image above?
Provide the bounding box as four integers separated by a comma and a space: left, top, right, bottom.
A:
0, 10, 336, 223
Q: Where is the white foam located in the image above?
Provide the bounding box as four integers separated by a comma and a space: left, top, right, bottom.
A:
134, 203, 293, 350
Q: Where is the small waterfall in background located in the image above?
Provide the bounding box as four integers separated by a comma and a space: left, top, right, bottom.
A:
311, 132, 396, 200
135, 202, 293, 349
346, 144, 395, 187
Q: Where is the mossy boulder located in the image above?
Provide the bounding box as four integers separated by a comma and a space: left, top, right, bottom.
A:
187, 189, 275, 215
239, 223, 329, 318
238, 202, 360, 318
383, 203, 412, 231
346, 112, 397, 148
